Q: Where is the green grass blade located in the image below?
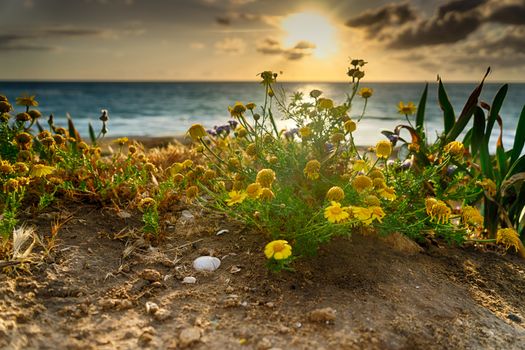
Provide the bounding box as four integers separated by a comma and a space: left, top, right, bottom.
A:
446, 67, 490, 143
471, 106, 485, 157
484, 84, 508, 145
438, 76, 455, 135
510, 105, 525, 164
88, 122, 97, 145
416, 83, 428, 133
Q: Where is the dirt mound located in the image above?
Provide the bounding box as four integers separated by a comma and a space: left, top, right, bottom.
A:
1, 205, 524, 349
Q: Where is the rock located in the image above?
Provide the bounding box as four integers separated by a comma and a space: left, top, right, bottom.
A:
141, 269, 162, 282
508, 313, 522, 323
230, 266, 242, 274
179, 327, 201, 347
145, 301, 159, 314
179, 210, 195, 224
182, 276, 197, 284
193, 256, 221, 272
257, 337, 272, 350
153, 308, 171, 322
308, 307, 337, 323
222, 294, 240, 308
380, 232, 423, 255
138, 327, 156, 345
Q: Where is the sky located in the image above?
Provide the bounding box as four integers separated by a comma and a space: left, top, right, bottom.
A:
0, 0, 524, 82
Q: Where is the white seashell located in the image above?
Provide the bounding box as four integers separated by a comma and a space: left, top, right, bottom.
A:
192, 256, 221, 272
182, 276, 197, 284
216, 229, 229, 236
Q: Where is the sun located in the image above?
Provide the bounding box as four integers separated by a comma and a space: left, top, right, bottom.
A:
281, 11, 338, 59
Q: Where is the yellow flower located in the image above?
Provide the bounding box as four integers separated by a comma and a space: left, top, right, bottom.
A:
351, 206, 373, 225
330, 132, 345, 144
352, 159, 366, 172
182, 159, 193, 169
369, 206, 386, 223
229, 102, 246, 117
264, 240, 292, 260
138, 197, 156, 211
324, 201, 350, 223
461, 206, 484, 228
496, 228, 521, 252
364, 195, 381, 206
30, 164, 55, 178
444, 141, 465, 161
304, 160, 321, 180
226, 190, 247, 206
246, 143, 257, 157
186, 185, 199, 200
299, 126, 312, 139
259, 188, 275, 201
245, 102, 256, 110
318, 98, 334, 109
352, 175, 373, 192
378, 186, 396, 201
344, 120, 357, 133
373, 178, 387, 189
426, 199, 451, 224
0, 160, 14, 174
188, 124, 207, 141
114, 137, 129, 146
3, 178, 20, 192
16, 94, 39, 107
256, 168, 276, 188
236, 126, 248, 138
358, 87, 373, 99
476, 178, 497, 197
368, 169, 385, 180
375, 140, 392, 159
15, 132, 32, 145
246, 182, 263, 199
326, 186, 345, 202
397, 101, 417, 115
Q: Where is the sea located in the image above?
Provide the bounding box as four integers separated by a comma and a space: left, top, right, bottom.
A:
1, 81, 523, 148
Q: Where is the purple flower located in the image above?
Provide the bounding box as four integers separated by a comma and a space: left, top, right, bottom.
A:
207, 129, 217, 136
228, 120, 238, 129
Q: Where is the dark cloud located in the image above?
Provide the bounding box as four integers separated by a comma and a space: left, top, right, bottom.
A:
0, 27, 109, 51
215, 16, 231, 25
256, 37, 315, 60
437, 0, 488, 17
347, 0, 525, 51
388, 11, 482, 48
488, 4, 525, 25
346, 2, 416, 33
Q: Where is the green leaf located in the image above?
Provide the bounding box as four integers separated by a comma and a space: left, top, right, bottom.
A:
484, 84, 508, 146
510, 105, 525, 164
88, 122, 97, 145
446, 67, 490, 143
471, 106, 485, 157
67, 113, 81, 142
416, 83, 428, 134
506, 154, 525, 178
438, 76, 455, 135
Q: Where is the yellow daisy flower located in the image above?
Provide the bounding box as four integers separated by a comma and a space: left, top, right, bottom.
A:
226, 190, 247, 206
188, 124, 207, 141
246, 182, 263, 199
352, 175, 373, 192
496, 228, 521, 252
378, 186, 396, 201
375, 140, 392, 159
397, 101, 417, 115
324, 201, 350, 223
256, 168, 276, 188
30, 164, 55, 178
358, 87, 373, 99
264, 240, 292, 260
304, 160, 321, 180
326, 186, 345, 202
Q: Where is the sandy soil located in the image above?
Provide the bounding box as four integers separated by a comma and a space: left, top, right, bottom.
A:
1, 203, 525, 350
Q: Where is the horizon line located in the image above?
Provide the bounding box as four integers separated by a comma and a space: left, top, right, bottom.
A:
1, 78, 524, 84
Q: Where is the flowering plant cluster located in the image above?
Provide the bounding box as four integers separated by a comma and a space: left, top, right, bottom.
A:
184, 61, 525, 270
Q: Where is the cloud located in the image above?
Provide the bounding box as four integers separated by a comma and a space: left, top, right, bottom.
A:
256, 37, 316, 60
488, 3, 525, 25
346, 2, 417, 33
347, 0, 525, 50
190, 42, 206, 50
0, 26, 134, 52
214, 37, 246, 54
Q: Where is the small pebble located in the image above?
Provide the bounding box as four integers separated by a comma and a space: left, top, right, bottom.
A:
308, 307, 337, 323
140, 269, 162, 282
145, 301, 159, 314
508, 313, 522, 323
182, 276, 197, 284
179, 327, 201, 347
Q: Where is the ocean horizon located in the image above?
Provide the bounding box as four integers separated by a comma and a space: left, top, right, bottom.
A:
1, 81, 523, 148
